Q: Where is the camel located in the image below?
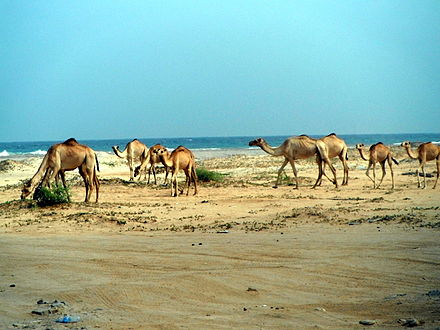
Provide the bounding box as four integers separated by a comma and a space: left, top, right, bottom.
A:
401, 141, 440, 189
21, 138, 100, 202
134, 144, 170, 184
318, 133, 349, 186
154, 145, 198, 197
112, 139, 148, 181
356, 142, 398, 189
248, 135, 338, 189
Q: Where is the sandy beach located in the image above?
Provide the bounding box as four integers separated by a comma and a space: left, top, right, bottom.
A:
0, 147, 439, 329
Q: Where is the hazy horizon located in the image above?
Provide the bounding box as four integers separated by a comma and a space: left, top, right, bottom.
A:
1, 1, 439, 142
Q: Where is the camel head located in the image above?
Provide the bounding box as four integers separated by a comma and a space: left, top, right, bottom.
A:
248, 138, 266, 147
21, 181, 32, 200
355, 143, 365, 150
134, 165, 141, 177
401, 141, 411, 148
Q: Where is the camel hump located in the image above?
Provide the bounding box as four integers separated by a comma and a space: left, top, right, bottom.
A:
326, 133, 337, 137
370, 142, 383, 151
63, 138, 79, 145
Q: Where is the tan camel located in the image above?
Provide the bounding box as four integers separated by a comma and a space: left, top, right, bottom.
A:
356, 142, 398, 189
112, 139, 148, 181
248, 135, 338, 189
154, 145, 198, 197
134, 144, 170, 184
401, 141, 440, 189
318, 133, 349, 186
21, 138, 100, 202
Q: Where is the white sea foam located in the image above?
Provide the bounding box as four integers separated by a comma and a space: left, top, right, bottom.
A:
0, 150, 9, 157
30, 150, 47, 155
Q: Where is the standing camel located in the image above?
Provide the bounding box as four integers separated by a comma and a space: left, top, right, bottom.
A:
21, 138, 100, 202
401, 141, 440, 189
155, 146, 198, 197
112, 139, 148, 181
318, 133, 349, 186
248, 135, 338, 189
134, 144, 170, 184
356, 142, 399, 189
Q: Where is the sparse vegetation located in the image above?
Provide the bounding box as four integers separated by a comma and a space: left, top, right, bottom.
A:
33, 184, 71, 207
196, 167, 225, 182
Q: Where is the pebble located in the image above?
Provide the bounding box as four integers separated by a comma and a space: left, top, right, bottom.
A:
398, 318, 424, 327
359, 320, 376, 325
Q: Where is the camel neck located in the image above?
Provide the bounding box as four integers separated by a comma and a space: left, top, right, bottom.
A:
357, 148, 369, 161
260, 143, 284, 157
404, 146, 419, 159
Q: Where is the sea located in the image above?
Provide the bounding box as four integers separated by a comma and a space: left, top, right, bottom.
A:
1, 133, 439, 160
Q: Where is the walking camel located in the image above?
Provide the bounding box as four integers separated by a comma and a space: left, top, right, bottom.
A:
401, 141, 440, 189
21, 138, 100, 202
248, 135, 338, 189
318, 133, 349, 186
154, 146, 198, 197
356, 142, 398, 189
112, 139, 148, 181
134, 144, 170, 184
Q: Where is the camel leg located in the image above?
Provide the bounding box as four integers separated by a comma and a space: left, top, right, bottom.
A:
274, 158, 289, 188
433, 158, 439, 189
288, 160, 299, 189
322, 158, 337, 188
388, 158, 395, 189
78, 167, 90, 202
164, 168, 169, 185
192, 167, 198, 195
376, 161, 386, 189
340, 154, 349, 185
366, 162, 375, 188
152, 165, 157, 185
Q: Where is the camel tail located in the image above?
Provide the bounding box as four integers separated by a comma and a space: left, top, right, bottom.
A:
392, 157, 399, 165
95, 153, 100, 172
345, 153, 349, 161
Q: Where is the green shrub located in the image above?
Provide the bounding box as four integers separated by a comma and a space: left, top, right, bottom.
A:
196, 167, 225, 182
33, 184, 71, 207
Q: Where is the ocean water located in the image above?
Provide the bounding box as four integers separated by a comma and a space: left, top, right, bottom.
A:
0, 133, 439, 158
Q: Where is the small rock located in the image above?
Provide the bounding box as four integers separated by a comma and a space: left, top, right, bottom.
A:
398, 318, 424, 327
315, 307, 326, 312
359, 320, 376, 325
247, 287, 258, 292
37, 299, 47, 304
243, 307, 247, 311
9, 284, 16, 287
426, 289, 440, 297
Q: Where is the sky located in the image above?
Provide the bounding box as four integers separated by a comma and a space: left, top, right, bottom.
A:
1, 1, 439, 142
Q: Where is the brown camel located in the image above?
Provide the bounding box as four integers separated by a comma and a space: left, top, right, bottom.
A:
134, 144, 170, 184
401, 141, 440, 189
112, 139, 148, 181
318, 133, 349, 186
21, 138, 100, 202
356, 142, 399, 189
155, 145, 198, 197
248, 135, 338, 189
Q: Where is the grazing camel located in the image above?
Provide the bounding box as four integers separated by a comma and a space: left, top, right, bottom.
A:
248, 135, 338, 189
155, 146, 198, 197
21, 138, 100, 202
356, 142, 399, 189
318, 133, 349, 186
401, 141, 440, 189
134, 144, 170, 184
112, 139, 148, 181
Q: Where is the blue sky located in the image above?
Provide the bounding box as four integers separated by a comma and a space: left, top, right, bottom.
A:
1, 1, 439, 142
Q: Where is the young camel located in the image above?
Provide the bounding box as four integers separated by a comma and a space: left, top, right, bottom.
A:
248, 135, 338, 189
112, 139, 148, 181
356, 142, 399, 189
401, 141, 440, 189
318, 133, 349, 186
134, 144, 170, 184
155, 146, 198, 197
21, 138, 100, 202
